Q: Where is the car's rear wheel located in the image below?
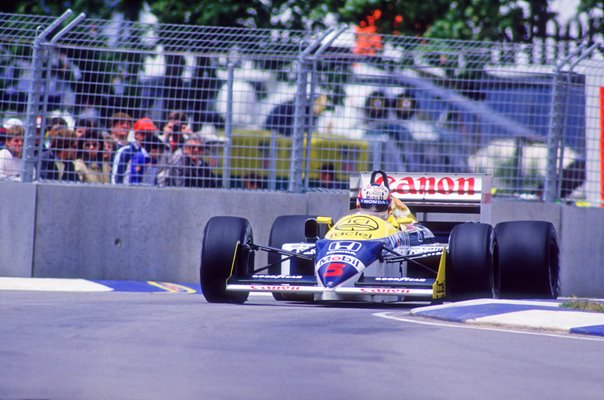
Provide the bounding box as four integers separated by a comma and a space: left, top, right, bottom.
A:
268, 215, 316, 301
447, 222, 499, 300
496, 221, 559, 299
200, 216, 253, 304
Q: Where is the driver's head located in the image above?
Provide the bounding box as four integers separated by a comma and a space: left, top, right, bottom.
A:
357, 182, 391, 218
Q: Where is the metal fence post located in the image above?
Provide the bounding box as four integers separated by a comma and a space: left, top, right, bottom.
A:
303, 27, 347, 189
21, 10, 74, 182
288, 29, 335, 192
544, 60, 570, 202
288, 59, 309, 192
544, 42, 599, 202
222, 57, 235, 189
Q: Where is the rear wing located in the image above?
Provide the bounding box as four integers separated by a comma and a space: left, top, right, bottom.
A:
349, 172, 492, 226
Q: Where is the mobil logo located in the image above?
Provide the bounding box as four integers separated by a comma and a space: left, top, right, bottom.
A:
328, 241, 362, 253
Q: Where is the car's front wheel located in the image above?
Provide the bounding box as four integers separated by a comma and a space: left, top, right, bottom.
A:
200, 216, 253, 303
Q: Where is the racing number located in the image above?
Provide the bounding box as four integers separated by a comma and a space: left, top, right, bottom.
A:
325, 263, 346, 277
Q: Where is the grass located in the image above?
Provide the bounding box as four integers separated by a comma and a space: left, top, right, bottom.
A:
560, 297, 604, 313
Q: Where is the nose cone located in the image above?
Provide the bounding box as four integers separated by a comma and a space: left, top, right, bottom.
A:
317, 262, 359, 288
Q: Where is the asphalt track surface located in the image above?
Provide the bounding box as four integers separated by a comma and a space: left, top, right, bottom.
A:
1, 280, 603, 400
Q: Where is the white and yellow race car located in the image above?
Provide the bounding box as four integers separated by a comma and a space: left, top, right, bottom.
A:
200, 170, 559, 304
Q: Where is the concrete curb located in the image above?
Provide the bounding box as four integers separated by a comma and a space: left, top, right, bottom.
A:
410, 299, 604, 337
0, 277, 200, 294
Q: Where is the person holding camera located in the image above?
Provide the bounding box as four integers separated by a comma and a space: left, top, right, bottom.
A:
160, 110, 193, 154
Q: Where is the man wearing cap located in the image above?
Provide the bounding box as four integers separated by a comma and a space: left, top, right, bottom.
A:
111, 117, 157, 184
0, 125, 24, 180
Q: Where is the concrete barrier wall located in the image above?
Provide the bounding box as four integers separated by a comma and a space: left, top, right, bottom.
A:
558, 205, 604, 297
0, 182, 36, 277
0, 182, 602, 297
31, 184, 347, 282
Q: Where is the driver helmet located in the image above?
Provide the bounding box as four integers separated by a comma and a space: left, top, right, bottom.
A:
357, 182, 391, 219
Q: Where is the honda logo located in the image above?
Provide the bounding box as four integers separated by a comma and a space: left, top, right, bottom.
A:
328, 241, 362, 252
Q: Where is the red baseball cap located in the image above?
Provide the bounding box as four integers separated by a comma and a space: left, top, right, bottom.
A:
133, 117, 158, 132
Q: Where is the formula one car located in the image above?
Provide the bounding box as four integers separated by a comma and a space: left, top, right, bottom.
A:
200, 170, 559, 304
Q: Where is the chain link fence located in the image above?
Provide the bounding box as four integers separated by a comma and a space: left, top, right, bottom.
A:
1, 10, 603, 206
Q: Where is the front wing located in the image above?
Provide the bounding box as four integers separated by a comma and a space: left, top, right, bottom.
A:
226, 247, 447, 301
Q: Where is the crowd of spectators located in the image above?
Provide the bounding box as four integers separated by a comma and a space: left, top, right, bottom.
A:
0, 110, 222, 189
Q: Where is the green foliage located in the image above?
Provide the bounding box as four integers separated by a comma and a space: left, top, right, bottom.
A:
0, 0, 593, 41
560, 297, 604, 313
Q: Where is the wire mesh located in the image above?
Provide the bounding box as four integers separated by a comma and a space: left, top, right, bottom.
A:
0, 12, 602, 206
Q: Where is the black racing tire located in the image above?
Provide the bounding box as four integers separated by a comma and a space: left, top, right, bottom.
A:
200, 216, 253, 304
447, 223, 499, 300
496, 221, 559, 299
268, 215, 316, 301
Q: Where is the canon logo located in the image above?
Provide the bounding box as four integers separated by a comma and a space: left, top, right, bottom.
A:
376, 176, 477, 196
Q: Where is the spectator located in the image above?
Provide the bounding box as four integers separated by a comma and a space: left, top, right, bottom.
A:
38, 128, 79, 182
310, 162, 346, 189
131, 134, 168, 185
74, 129, 107, 183
242, 172, 265, 190
74, 118, 98, 140
3, 117, 24, 131
110, 117, 157, 184
0, 117, 23, 148
160, 110, 193, 150
43, 116, 68, 149
101, 134, 116, 176
108, 112, 132, 148
0, 125, 24, 180
164, 134, 220, 188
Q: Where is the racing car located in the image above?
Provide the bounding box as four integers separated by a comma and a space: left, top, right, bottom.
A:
200, 170, 559, 304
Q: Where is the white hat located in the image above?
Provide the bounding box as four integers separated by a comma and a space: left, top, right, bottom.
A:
3, 117, 24, 130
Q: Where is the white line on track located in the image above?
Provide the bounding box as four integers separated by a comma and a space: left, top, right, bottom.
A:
0, 277, 113, 292
374, 311, 604, 342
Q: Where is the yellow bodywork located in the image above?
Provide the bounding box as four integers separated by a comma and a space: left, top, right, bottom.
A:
432, 248, 447, 299
324, 213, 399, 240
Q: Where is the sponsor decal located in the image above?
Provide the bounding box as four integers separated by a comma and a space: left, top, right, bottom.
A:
334, 215, 379, 232
316, 254, 364, 270
283, 243, 315, 253
408, 246, 443, 256
250, 285, 301, 291
369, 174, 483, 201
252, 275, 303, 279
360, 288, 412, 294
316, 239, 383, 288
378, 176, 477, 196
328, 231, 373, 239
328, 241, 362, 252
433, 281, 445, 298
375, 277, 427, 282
